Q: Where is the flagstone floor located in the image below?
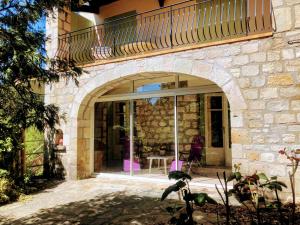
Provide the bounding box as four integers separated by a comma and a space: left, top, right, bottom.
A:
0, 175, 232, 225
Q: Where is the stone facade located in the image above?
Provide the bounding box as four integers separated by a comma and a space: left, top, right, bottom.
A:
46, 0, 300, 194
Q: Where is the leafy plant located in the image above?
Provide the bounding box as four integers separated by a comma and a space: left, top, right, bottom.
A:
229, 165, 287, 225
161, 171, 217, 224
279, 148, 300, 225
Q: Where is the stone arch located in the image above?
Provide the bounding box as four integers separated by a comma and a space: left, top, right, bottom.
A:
69, 57, 247, 179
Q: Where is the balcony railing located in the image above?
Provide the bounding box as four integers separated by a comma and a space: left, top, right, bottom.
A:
56, 0, 272, 65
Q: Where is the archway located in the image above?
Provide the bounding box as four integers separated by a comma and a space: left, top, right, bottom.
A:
70, 58, 246, 179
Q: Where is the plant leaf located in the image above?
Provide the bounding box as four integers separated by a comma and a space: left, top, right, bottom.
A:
227, 173, 236, 182
168, 171, 192, 181
161, 180, 186, 201
194, 193, 207, 206
258, 173, 268, 181
206, 195, 218, 205
235, 172, 242, 180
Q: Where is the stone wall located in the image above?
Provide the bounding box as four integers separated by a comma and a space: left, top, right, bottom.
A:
45, 0, 300, 196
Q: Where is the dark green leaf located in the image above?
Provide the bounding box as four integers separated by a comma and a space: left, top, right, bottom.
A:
227, 173, 236, 182
194, 193, 207, 206
161, 180, 186, 201
235, 172, 242, 180
206, 195, 218, 204
168, 171, 192, 181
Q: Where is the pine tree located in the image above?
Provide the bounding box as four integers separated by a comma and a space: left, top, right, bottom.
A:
0, 0, 81, 181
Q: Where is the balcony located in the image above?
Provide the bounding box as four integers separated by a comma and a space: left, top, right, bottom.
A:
56, 0, 273, 65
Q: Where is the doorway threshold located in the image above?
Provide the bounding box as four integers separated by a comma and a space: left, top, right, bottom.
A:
92, 172, 233, 189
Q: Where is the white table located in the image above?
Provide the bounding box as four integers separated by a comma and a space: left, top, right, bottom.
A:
147, 156, 174, 175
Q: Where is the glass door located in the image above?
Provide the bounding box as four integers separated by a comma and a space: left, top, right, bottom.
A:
133, 96, 175, 176
205, 94, 227, 166
94, 101, 130, 174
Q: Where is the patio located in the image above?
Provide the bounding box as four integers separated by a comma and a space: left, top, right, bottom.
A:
0, 176, 233, 225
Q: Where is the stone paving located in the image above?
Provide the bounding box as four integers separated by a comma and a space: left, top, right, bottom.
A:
0, 176, 223, 225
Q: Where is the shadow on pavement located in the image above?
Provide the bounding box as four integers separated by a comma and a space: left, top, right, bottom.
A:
0, 192, 177, 225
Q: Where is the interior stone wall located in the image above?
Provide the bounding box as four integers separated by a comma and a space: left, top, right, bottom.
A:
135, 95, 205, 155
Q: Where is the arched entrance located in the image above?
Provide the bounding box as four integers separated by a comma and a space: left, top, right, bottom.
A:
71, 59, 246, 179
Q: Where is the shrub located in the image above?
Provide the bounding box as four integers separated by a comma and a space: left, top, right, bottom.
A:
0, 170, 19, 204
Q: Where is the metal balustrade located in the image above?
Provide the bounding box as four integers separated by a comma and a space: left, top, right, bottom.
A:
56, 0, 272, 65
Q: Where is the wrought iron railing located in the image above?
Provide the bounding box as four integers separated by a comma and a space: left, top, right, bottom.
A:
56, 0, 272, 64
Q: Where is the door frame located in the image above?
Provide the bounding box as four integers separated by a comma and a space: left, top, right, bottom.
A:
204, 93, 229, 166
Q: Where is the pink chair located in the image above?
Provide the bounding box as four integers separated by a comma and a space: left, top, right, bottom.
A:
123, 159, 141, 172
169, 160, 184, 172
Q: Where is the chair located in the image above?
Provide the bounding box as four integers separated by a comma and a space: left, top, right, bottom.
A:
180, 135, 204, 174
169, 160, 184, 172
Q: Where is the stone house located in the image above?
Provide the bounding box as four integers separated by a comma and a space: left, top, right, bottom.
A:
46, 0, 300, 194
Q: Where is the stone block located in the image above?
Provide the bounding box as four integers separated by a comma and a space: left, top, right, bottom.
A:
232, 144, 245, 159
233, 55, 249, 66
291, 100, 300, 110
267, 50, 281, 61
282, 49, 295, 60
260, 153, 275, 162
243, 89, 258, 99
275, 114, 296, 124
266, 100, 289, 111
242, 42, 259, 54
288, 125, 300, 132
282, 134, 296, 143
252, 134, 265, 144
286, 0, 300, 5
238, 78, 250, 88
185, 129, 199, 136
280, 86, 300, 97
250, 52, 266, 62
273, 7, 292, 32
267, 73, 294, 86
247, 151, 260, 161
231, 129, 250, 144
295, 5, 300, 28
262, 62, 283, 73
260, 88, 278, 99
266, 134, 280, 144
272, 0, 283, 7
251, 76, 266, 88
264, 114, 274, 124
241, 65, 260, 76
285, 59, 300, 72
230, 68, 241, 78
249, 100, 265, 110
269, 164, 286, 177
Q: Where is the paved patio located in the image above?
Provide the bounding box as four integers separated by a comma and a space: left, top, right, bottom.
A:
0, 175, 229, 225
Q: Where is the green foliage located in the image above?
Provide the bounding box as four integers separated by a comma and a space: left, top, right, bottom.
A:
193, 193, 217, 206
0, 170, 19, 204
0, 0, 82, 180
162, 171, 217, 224
0, 169, 9, 179
161, 180, 186, 201
168, 171, 192, 181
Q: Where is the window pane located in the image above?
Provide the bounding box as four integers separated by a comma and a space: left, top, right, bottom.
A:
211, 111, 223, 147
134, 96, 175, 175
134, 75, 175, 93
94, 101, 130, 174
179, 74, 214, 88
177, 94, 206, 167
210, 96, 222, 109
